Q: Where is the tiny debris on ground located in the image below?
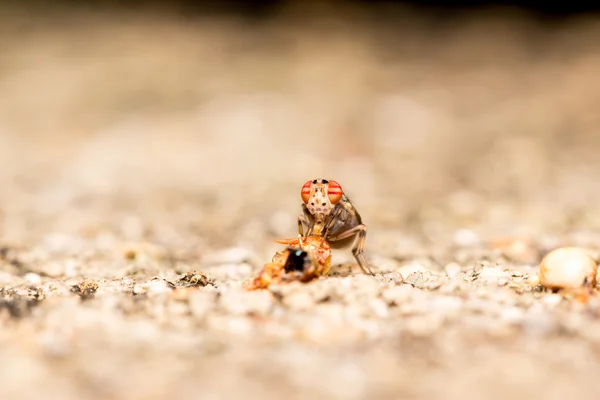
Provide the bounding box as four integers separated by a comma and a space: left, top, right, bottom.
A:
70, 279, 99, 300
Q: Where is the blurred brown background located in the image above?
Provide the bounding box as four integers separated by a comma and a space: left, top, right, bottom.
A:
3, 2, 600, 400
1, 0, 600, 257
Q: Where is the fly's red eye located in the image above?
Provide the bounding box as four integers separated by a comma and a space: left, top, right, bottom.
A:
327, 180, 343, 204
301, 180, 312, 203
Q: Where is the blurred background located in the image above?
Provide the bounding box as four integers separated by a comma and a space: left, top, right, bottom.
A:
3, 2, 600, 400
1, 0, 600, 260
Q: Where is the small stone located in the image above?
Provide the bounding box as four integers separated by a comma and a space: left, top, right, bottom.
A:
425, 279, 442, 290
133, 278, 173, 295
476, 266, 511, 284
542, 293, 563, 308
444, 263, 462, 278
177, 271, 212, 287
404, 273, 427, 289
147, 279, 174, 295
539, 247, 597, 290
70, 279, 99, 300
23, 273, 42, 285
382, 285, 413, 305
526, 274, 540, 286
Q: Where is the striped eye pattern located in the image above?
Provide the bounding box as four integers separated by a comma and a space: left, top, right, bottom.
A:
326, 180, 343, 204
301, 180, 312, 203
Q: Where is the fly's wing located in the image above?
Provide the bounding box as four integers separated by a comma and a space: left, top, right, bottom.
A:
324, 199, 360, 238
301, 203, 316, 229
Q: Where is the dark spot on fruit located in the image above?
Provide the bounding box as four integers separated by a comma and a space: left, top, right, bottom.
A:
284, 248, 309, 273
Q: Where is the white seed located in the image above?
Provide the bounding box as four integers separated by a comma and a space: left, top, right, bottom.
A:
539, 247, 597, 290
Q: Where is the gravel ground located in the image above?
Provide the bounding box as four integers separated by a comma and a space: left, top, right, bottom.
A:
2, 4, 600, 400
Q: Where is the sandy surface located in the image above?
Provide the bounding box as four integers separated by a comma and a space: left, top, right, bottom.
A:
2, 4, 600, 399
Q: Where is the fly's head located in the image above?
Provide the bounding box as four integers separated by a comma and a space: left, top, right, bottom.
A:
301, 178, 343, 221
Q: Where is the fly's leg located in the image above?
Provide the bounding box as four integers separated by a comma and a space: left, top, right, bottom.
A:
298, 216, 305, 237
298, 215, 317, 245
326, 224, 374, 276
298, 234, 305, 249
298, 215, 311, 236
320, 207, 343, 247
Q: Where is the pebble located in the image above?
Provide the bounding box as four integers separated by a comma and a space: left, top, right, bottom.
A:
526, 274, 540, 286
439, 280, 463, 294
23, 273, 42, 285
476, 266, 511, 284
381, 285, 414, 305
444, 263, 462, 278
542, 293, 563, 308
425, 279, 442, 290
404, 272, 428, 288
539, 247, 597, 290
497, 278, 509, 286
147, 279, 174, 295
